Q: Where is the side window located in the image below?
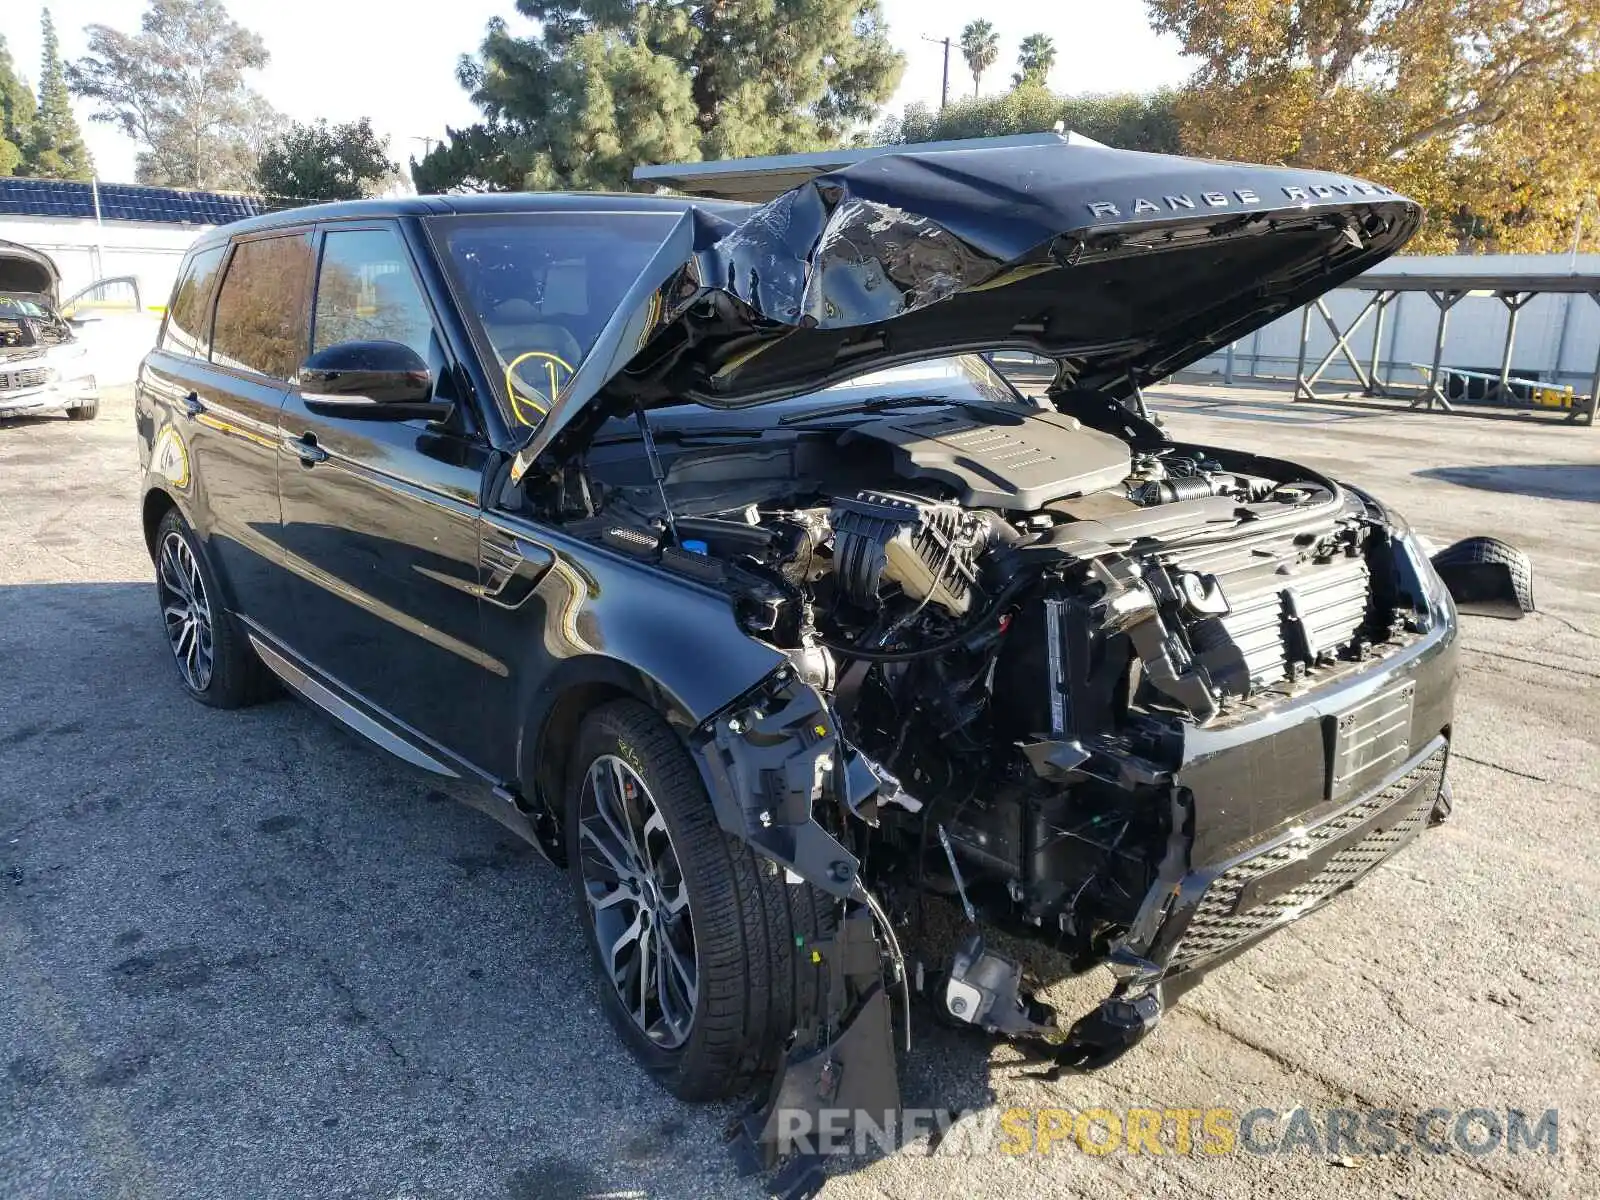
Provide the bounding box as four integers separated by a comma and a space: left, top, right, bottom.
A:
312, 227, 434, 362
160, 246, 226, 358
210, 233, 315, 380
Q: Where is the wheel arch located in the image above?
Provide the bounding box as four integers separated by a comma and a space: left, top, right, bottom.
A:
520, 656, 719, 860
141, 484, 182, 561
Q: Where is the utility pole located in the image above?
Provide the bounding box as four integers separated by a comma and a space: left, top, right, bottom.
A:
920, 34, 953, 109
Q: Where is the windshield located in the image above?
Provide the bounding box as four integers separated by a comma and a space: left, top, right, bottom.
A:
0, 293, 56, 320
430, 212, 682, 430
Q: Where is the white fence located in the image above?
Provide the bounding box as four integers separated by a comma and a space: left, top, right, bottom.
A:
2, 213, 207, 387
1186, 254, 1600, 394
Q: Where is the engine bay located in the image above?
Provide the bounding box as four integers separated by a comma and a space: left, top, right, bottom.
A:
563, 400, 1425, 959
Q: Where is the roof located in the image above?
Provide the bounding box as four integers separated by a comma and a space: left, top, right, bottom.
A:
207, 189, 749, 242
631, 132, 1108, 201
0, 178, 270, 225
1357, 260, 1600, 294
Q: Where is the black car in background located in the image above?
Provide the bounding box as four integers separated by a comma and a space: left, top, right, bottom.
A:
135, 140, 1523, 1159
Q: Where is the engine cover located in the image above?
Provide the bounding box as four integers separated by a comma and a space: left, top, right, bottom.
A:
844, 407, 1131, 510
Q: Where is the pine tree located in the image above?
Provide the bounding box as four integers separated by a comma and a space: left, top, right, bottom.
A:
413, 0, 904, 194
25, 8, 94, 180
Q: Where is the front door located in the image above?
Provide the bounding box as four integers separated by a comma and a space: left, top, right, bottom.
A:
276, 223, 497, 768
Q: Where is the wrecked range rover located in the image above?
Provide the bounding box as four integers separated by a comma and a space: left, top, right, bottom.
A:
137, 139, 1527, 1169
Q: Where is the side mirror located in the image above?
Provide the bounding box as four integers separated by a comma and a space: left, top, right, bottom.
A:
295, 340, 451, 421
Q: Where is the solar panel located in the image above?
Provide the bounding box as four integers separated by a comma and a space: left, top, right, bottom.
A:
0, 178, 268, 225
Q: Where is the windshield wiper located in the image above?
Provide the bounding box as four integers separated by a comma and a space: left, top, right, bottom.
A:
588, 426, 767, 446
777, 393, 1015, 426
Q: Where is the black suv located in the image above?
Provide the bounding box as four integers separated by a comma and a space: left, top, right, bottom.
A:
136, 140, 1521, 1151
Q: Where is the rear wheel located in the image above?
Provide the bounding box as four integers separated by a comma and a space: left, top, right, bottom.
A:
565, 699, 836, 1101
153, 509, 274, 708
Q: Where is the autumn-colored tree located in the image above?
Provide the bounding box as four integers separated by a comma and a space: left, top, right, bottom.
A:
959, 20, 999, 97
1147, 0, 1600, 252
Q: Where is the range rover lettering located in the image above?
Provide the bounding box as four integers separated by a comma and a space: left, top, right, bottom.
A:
134, 140, 1529, 1163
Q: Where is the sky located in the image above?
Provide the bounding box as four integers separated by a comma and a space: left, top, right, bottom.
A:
6, 0, 1193, 187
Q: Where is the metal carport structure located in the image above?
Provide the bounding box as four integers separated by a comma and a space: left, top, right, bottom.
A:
1290, 268, 1600, 425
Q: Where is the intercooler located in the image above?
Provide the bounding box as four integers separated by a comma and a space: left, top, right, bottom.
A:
1169, 539, 1372, 690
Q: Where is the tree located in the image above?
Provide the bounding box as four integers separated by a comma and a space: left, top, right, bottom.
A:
25, 9, 94, 180
878, 88, 1182, 155
1012, 33, 1055, 90
0, 36, 35, 176
68, 0, 279, 191
414, 0, 904, 194
959, 20, 999, 97
1147, 0, 1600, 252
257, 118, 396, 202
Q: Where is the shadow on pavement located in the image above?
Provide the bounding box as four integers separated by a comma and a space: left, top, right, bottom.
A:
0, 580, 1001, 1200
1416, 464, 1600, 503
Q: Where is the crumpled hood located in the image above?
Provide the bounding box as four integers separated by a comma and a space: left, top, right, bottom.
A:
0, 240, 61, 305
514, 137, 1420, 476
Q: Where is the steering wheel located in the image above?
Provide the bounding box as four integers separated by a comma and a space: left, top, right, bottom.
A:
505, 349, 575, 427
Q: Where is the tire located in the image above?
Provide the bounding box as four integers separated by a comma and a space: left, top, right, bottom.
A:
67, 397, 99, 420
565, 699, 836, 1102
153, 508, 275, 708
1430, 535, 1535, 614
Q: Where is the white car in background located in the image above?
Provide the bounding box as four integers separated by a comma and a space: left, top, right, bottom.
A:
1, 239, 154, 421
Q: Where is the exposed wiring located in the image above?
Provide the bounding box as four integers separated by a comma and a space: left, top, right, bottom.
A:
859, 885, 913, 1053
822, 571, 1034, 663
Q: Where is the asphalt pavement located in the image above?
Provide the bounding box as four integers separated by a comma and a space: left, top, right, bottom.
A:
1, 383, 1595, 1199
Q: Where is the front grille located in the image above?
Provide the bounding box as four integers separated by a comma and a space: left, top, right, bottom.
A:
0, 366, 50, 392
1168, 744, 1446, 968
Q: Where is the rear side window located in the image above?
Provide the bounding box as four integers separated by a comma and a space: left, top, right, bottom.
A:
312, 227, 434, 362
210, 233, 315, 381
161, 246, 226, 358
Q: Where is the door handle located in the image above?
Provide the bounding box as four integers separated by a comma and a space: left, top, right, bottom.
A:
182, 392, 204, 419
286, 431, 328, 466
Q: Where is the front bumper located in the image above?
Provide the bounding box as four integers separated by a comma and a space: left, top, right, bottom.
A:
1043, 581, 1459, 1069
0, 383, 98, 416
0, 362, 98, 417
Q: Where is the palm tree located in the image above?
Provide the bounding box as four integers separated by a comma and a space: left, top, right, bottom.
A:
1013, 33, 1056, 88
959, 20, 1000, 97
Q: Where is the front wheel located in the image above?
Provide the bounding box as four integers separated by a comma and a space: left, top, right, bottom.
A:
565, 699, 836, 1101
67, 397, 99, 420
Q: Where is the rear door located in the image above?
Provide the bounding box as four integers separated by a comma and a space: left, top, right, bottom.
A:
138, 234, 313, 636
276, 221, 498, 767
194, 231, 316, 632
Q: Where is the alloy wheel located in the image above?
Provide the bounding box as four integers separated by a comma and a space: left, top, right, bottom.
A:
157, 530, 215, 693
577, 754, 699, 1048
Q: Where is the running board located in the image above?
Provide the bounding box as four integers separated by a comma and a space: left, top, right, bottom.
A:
246, 633, 460, 778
